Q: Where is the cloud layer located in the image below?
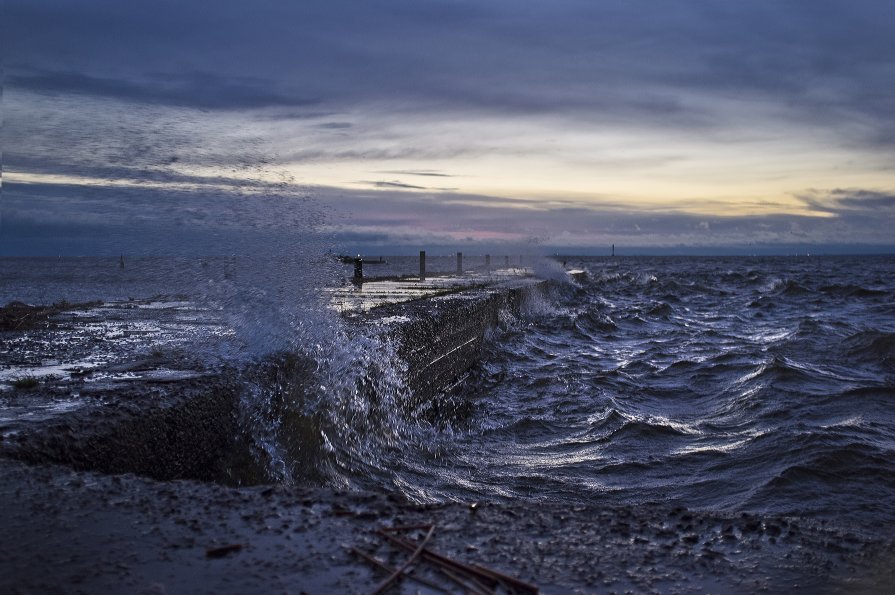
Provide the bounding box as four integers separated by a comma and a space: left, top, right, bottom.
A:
5, 1, 895, 252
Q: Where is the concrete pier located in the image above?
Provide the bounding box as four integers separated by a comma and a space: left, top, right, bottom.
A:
1, 267, 547, 484
382, 277, 545, 403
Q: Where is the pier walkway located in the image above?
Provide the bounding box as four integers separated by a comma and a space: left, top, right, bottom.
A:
327, 267, 534, 313
0, 265, 555, 485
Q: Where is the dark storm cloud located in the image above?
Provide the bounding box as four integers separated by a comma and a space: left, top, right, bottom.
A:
1, 179, 329, 256
365, 181, 429, 190
796, 189, 895, 214
6, 1, 895, 255
252, 111, 340, 122
358, 180, 459, 192
313, 122, 353, 130
5, 177, 895, 255
828, 189, 895, 210
9, 69, 318, 110
8, 1, 894, 141
378, 171, 455, 178
309, 183, 895, 249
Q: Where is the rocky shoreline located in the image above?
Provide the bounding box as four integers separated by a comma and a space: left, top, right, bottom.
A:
2, 458, 893, 594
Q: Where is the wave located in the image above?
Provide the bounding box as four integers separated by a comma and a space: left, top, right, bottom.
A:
818, 284, 888, 298
482, 415, 564, 437
281, 255, 895, 532
579, 409, 692, 444
748, 296, 776, 309
748, 442, 895, 514
743, 354, 818, 385
575, 309, 619, 333
778, 279, 814, 295
834, 385, 895, 400
647, 301, 674, 317
605, 418, 691, 442
842, 330, 895, 362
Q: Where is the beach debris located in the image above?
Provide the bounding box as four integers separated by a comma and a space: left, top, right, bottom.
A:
330, 503, 356, 517
11, 377, 40, 390
371, 524, 434, 594
350, 546, 450, 593
0, 300, 101, 332
205, 543, 244, 558
352, 523, 538, 594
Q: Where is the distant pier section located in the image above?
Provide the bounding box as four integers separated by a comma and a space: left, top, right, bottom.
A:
329, 253, 551, 402
329, 252, 535, 313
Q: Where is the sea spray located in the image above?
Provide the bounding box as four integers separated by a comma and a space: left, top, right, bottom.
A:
4, 76, 442, 488
229, 317, 437, 487
202, 249, 429, 486
314, 328, 412, 484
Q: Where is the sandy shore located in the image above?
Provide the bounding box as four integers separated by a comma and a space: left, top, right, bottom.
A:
2, 459, 893, 594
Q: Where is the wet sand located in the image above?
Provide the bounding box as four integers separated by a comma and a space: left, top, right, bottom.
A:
2, 459, 893, 594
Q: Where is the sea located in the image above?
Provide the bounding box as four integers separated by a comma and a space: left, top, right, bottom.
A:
2, 254, 894, 536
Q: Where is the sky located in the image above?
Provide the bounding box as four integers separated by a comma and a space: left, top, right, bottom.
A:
4, 0, 895, 255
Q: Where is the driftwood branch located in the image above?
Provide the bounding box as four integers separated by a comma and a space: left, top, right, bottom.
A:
371, 524, 435, 595
358, 523, 539, 595
350, 547, 448, 593
376, 530, 495, 594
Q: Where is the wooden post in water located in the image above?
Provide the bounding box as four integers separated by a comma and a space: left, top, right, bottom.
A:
353, 256, 363, 287
456, 252, 463, 275
419, 250, 426, 281
485, 254, 491, 272
119, 255, 125, 269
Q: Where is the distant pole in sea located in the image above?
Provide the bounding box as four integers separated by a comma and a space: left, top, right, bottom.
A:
505, 255, 510, 268
485, 254, 491, 272
119, 255, 125, 269
419, 250, 426, 281
353, 255, 363, 287
457, 252, 463, 275
611, 244, 615, 257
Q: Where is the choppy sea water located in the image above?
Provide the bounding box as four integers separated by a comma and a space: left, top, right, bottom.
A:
3, 255, 894, 535
349, 256, 895, 535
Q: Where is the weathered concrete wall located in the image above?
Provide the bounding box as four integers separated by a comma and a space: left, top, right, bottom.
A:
3, 377, 240, 482
364, 278, 547, 404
